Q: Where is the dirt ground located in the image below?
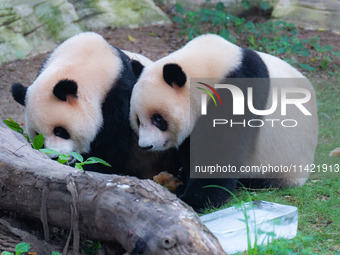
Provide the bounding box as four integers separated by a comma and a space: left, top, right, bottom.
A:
1, 24, 339, 125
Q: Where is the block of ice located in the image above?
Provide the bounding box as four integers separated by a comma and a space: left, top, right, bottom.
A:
200, 201, 298, 254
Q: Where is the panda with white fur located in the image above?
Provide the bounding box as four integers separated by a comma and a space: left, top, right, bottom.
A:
11, 32, 177, 177
130, 34, 318, 211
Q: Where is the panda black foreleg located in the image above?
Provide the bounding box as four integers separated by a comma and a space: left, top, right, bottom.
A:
178, 178, 237, 212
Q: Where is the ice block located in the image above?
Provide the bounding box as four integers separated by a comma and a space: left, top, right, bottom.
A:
200, 201, 298, 254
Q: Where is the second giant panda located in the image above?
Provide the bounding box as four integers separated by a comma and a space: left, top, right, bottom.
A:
11, 32, 177, 178
130, 34, 318, 211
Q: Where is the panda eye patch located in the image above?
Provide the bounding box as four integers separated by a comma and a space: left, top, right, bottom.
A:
151, 113, 168, 131
54, 126, 70, 139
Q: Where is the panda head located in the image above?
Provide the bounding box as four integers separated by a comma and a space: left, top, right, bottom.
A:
130, 62, 193, 151
12, 77, 104, 155
11, 32, 123, 156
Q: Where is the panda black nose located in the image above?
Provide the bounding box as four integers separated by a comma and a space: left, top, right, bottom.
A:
140, 145, 153, 151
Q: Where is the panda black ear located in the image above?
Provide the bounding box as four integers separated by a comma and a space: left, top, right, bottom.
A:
131, 60, 144, 79
163, 63, 186, 88
11, 83, 27, 106
53, 79, 78, 101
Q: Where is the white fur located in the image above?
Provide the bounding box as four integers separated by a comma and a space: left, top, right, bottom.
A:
130, 34, 318, 185
25, 32, 123, 154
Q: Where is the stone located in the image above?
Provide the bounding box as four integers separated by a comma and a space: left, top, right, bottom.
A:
272, 0, 340, 33
0, 0, 170, 64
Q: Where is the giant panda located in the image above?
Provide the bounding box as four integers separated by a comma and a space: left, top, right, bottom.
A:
11, 32, 177, 178
129, 34, 318, 211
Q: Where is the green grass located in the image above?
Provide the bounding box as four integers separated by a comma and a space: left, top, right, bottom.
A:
313, 74, 340, 168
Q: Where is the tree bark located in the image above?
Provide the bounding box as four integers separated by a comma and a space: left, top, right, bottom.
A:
0, 121, 226, 255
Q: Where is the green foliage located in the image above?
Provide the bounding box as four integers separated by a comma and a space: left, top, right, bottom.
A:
3, 119, 111, 170
81, 240, 102, 255
1, 242, 30, 255
15, 243, 30, 255
173, 1, 337, 72
32, 134, 44, 150
3, 118, 29, 142
1, 242, 63, 255
40, 148, 111, 170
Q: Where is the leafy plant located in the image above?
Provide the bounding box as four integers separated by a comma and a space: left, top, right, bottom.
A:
3, 119, 111, 170
1, 242, 30, 255
1, 242, 63, 255
173, 1, 337, 72
3, 118, 30, 142
40, 149, 111, 170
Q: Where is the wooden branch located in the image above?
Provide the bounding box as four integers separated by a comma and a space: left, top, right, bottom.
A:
0, 121, 226, 255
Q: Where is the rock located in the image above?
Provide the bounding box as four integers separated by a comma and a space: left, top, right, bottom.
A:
272, 0, 340, 33
0, 0, 170, 64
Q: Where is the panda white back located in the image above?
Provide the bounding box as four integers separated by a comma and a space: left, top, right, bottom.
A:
130, 33, 318, 210
245, 52, 318, 185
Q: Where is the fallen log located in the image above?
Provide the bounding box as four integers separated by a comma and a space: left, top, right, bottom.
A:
0, 121, 226, 255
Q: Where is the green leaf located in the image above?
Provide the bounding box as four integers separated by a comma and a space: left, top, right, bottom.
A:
298, 63, 316, 71
52, 252, 62, 255
241, 0, 250, 9
172, 15, 183, 24
58, 154, 70, 164
321, 59, 328, 70
250, 35, 255, 46
233, 17, 245, 26
219, 28, 230, 40
175, 3, 184, 14
75, 163, 83, 170
2, 252, 14, 255
40, 148, 60, 155
69, 151, 83, 163
84, 157, 111, 167
15, 242, 30, 254
259, 0, 270, 11
33, 134, 44, 150
332, 51, 340, 56
215, 2, 224, 11
3, 118, 24, 134
276, 47, 287, 54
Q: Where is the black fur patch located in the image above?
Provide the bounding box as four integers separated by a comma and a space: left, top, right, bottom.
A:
53, 79, 78, 101
131, 59, 144, 79
82, 47, 136, 174
163, 63, 186, 87
11, 83, 27, 106
228, 48, 269, 78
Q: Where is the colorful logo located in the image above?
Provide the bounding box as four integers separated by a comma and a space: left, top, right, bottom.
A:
196, 82, 222, 107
